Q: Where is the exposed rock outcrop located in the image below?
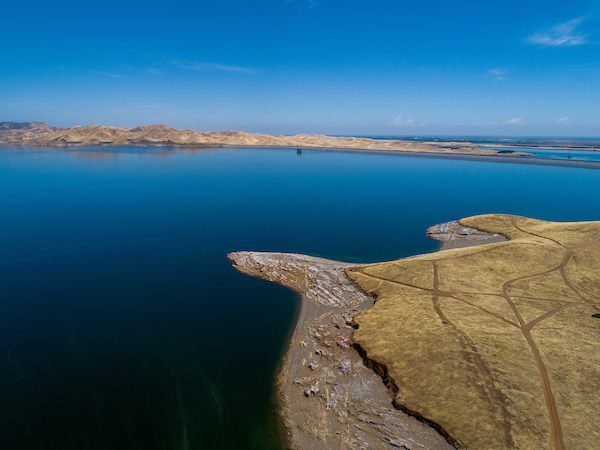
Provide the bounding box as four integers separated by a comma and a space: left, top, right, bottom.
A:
426, 220, 506, 249
228, 252, 366, 308
228, 251, 453, 450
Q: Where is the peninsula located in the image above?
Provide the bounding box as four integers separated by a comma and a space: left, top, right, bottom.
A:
229, 215, 600, 449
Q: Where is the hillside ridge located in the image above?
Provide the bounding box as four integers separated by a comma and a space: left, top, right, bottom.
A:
0, 122, 522, 156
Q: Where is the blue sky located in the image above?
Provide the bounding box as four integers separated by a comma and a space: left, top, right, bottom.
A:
1, 0, 600, 136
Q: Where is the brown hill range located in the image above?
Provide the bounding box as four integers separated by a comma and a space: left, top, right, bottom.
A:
0, 122, 520, 156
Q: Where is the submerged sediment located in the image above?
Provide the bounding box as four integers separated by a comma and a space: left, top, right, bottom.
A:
228, 251, 453, 449
227, 223, 499, 449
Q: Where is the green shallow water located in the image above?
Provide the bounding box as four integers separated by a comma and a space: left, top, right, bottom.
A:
0, 146, 598, 449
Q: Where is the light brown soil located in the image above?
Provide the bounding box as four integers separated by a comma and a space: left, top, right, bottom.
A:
227, 221, 508, 449
0, 123, 530, 157
348, 215, 600, 449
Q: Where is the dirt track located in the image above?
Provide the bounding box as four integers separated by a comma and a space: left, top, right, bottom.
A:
348, 214, 600, 448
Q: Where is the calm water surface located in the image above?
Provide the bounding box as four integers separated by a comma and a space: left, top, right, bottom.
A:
479, 146, 600, 161
1, 146, 599, 449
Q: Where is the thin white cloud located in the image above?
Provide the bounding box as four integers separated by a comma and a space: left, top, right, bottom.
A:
94, 71, 124, 78
159, 57, 258, 75
487, 68, 510, 81
391, 116, 424, 126
526, 17, 590, 47
566, 61, 600, 76
184, 62, 258, 74
505, 118, 523, 125
556, 116, 571, 124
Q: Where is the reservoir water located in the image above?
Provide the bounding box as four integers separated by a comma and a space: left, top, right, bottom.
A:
479, 146, 600, 161
1, 146, 599, 449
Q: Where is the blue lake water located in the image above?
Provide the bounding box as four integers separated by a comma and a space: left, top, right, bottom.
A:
1, 146, 599, 449
479, 146, 600, 161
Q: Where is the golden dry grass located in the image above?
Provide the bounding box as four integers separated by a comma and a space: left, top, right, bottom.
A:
347, 214, 600, 449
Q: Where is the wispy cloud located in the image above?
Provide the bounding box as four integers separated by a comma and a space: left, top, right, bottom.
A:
565, 61, 600, 78
488, 67, 508, 81
556, 116, 571, 124
526, 17, 590, 47
93, 71, 125, 78
505, 118, 523, 125
183, 62, 258, 74
391, 116, 425, 126
162, 58, 258, 75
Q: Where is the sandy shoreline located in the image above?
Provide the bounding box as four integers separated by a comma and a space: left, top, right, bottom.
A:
228, 223, 505, 449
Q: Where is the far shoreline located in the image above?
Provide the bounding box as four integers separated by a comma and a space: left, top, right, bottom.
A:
2, 141, 600, 170
223, 144, 600, 170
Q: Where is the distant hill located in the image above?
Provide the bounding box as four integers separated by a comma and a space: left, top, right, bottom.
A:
1, 122, 37, 130
0, 122, 70, 142
0, 122, 531, 156
0, 121, 68, 131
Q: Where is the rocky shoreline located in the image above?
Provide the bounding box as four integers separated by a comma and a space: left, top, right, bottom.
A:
228, 221, 503, 449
